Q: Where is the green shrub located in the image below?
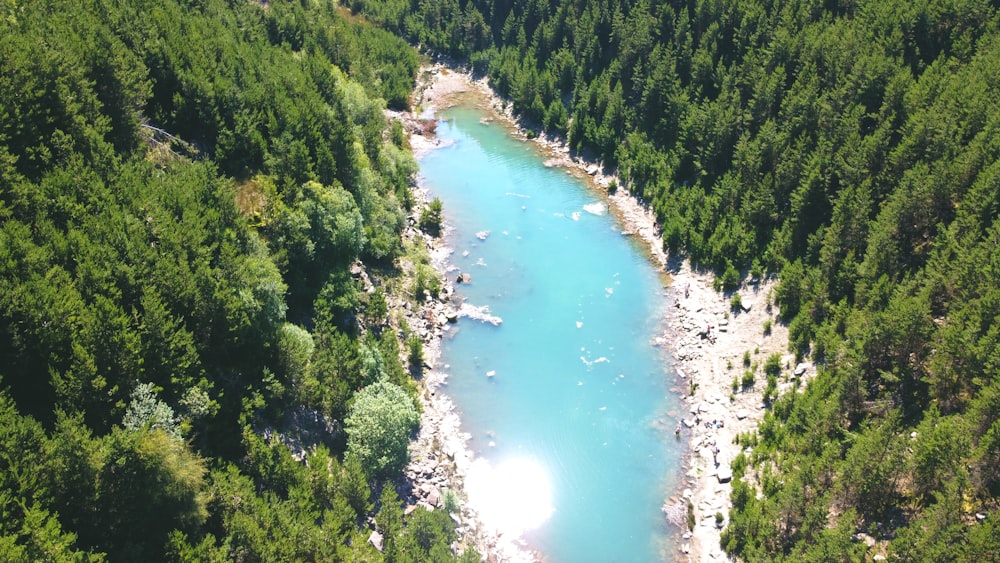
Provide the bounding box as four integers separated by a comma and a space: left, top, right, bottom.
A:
418, 197, 444, 236
407, 335, 424, 374
764, 353, 782, 377
721, 263, 741, 290
763, 374, 778, 404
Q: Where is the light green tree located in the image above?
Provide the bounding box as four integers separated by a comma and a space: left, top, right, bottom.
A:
345, 380, 418, 479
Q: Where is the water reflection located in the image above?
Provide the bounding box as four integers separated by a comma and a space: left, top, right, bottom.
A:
465, 456, 554, 536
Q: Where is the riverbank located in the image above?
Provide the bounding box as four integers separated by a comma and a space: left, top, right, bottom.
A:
389, 66, 539, 562
402, 63, 807, 562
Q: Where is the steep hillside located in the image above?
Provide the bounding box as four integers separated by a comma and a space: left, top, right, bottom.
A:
0, 0, 476, 560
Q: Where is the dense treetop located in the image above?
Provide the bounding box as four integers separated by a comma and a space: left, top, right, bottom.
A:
0, 0, 471, 560
353, 0, 1000, 559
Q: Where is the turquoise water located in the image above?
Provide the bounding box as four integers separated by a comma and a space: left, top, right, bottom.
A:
419, 102, 682, 562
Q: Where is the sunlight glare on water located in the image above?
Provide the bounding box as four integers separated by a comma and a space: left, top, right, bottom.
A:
465, 457, 554, 537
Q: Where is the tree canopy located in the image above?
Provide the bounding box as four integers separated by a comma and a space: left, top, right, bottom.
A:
0, 0, 466, 560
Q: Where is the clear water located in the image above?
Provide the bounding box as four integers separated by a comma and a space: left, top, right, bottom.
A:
418, 101, 683, 562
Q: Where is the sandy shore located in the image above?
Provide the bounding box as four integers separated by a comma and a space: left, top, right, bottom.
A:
401, 63, 807, 562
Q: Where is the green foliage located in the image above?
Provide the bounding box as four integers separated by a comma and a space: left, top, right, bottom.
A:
0, 0, 448, 559
762, 375, 778, 404
419, 197, 445, 237
413, 263, 441, 302
276, 323, 315, 391
91, 428, 208, 560
763, 354, 782, 378
122, 382, 180, 438
407, 335, 425, 375
345, 380, 420, 479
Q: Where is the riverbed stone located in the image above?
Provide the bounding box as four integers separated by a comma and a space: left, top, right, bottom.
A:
427, 488, 442, 507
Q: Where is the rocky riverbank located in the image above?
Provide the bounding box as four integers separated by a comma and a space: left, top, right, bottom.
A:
390, 79, 536, 558
400, 61, 807, 562
382, 180, 531, 561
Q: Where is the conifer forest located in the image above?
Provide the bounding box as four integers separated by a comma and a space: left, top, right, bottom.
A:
2, 0, 1000, 561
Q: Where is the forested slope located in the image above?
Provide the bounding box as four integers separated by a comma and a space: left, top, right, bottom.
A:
0, 0, 472, 560
353, 0, 1000, 560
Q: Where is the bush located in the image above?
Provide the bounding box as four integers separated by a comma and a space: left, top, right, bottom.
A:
442, 488, 460, 513
743, 350, 751, 367
418, 197, 443, 236
730, 293, 743, 312
407, 335, 424, 374
413, 264, 440, 301
741, 370, 755, 390
721, 262, 741, 290
764, 353, 782, 377
763, 318, 772, 336
763, 374, 778, 404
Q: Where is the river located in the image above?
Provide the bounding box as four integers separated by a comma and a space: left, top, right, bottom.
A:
418, 99, 684, 562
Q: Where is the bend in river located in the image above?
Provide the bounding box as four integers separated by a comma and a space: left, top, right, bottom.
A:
419, 99, 684, 562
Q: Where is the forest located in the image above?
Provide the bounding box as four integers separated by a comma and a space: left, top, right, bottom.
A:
348, 0, 1000, 560
0, 0, 476, 560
